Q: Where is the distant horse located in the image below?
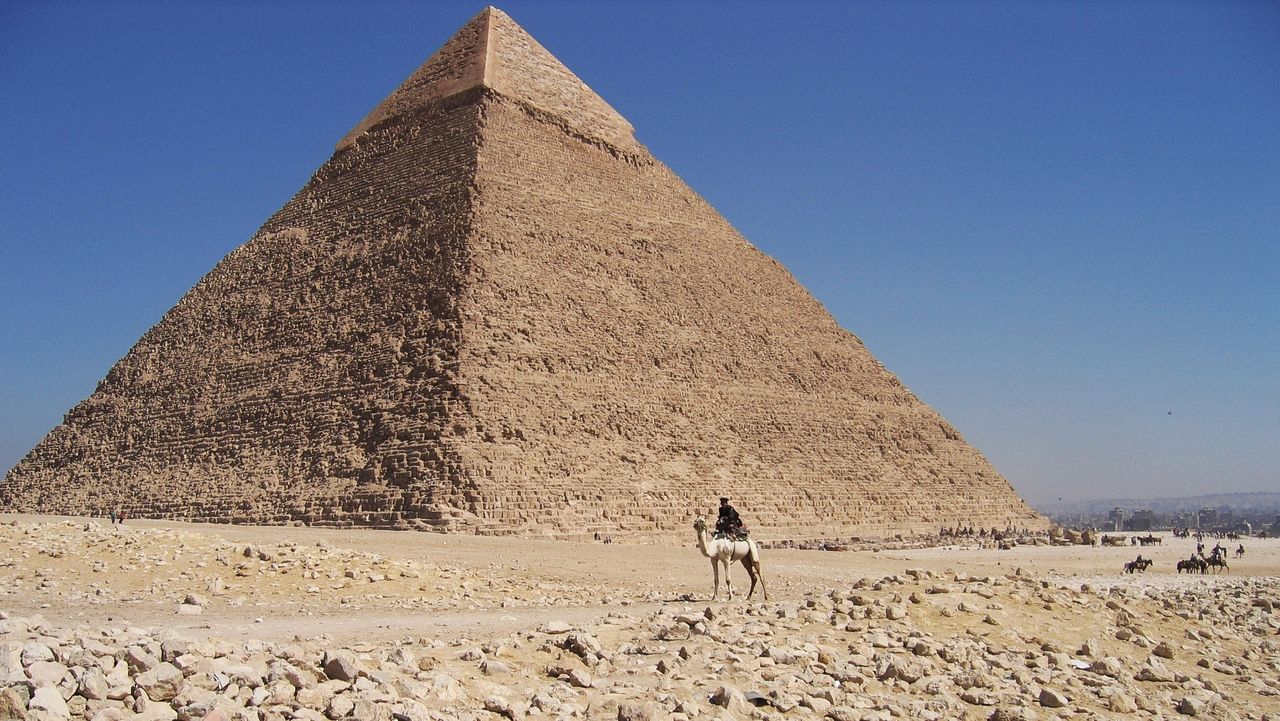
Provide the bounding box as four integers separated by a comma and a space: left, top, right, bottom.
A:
1206, 556, 1230, 575
1123, 558, 1153, 574
1137, 534, 1162, 546
1234, 545, 1245, 559
1177, 558, 1206, 574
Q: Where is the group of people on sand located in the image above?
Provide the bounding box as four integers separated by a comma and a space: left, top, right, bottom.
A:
1195, 541, 1244, 560
106, 508, 126, 525
939, 525, 1029, 539
1131, 537, 1246, 574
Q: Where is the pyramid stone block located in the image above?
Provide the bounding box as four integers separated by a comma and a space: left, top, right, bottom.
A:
3, 8, 1047, 539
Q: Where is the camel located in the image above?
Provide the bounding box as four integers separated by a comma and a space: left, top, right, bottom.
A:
692, 516, 767, 601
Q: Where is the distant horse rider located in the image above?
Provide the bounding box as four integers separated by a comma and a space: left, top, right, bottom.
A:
715, 497, 747, 539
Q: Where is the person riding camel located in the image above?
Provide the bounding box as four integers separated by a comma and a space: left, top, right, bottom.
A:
715, 497, 747, 539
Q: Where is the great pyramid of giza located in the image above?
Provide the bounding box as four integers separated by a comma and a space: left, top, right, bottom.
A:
3, 7, 1046, 539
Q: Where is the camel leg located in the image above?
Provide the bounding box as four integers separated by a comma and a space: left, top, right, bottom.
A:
723, 560, 734, 601
709, 559, 720, 600
753, 559, 768, 601
740, 555, 757, 599
739, 545, 767, 601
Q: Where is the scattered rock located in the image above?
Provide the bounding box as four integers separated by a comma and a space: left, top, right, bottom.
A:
321, 650, 359, 682
1177, 696, 1207, 716
1038, 688, 1069, 708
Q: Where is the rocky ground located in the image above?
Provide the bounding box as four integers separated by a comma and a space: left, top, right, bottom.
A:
2, 515, 1278, 720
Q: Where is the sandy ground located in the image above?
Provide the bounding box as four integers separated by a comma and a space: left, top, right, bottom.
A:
4, 514, 1276, 647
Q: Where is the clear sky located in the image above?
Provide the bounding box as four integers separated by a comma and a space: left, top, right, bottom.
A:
1, 1, 1277, 507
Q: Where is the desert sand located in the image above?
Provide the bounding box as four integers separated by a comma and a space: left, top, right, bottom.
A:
3, 514, 1278, 720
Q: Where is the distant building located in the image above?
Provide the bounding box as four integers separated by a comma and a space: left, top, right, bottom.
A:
1108, 507, 1125, 532
1197, 507, 1218, 528
1125, 508, 1155, 532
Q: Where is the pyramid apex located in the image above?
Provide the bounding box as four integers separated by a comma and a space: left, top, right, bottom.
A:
339, 7, 635, 152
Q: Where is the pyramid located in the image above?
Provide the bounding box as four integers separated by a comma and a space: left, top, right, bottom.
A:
3, 8, 1046, 539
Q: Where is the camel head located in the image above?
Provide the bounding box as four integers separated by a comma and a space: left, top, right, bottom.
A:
693, 516, 707, 533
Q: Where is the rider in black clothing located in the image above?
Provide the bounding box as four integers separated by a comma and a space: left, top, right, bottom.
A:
715, 497, 746, 538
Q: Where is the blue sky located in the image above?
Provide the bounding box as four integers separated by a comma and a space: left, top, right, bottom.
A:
1, 1, 1276, 506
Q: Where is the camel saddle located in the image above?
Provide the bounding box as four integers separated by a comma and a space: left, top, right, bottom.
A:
714, 530, 750, 542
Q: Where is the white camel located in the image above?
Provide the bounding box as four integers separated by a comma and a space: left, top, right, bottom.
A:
693, 515, 767, 601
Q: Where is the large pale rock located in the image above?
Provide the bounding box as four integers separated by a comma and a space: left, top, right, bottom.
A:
25, 659, 70, 687
21, 643, 55, 667
988, 707, 1038, 721
1108, 693, 1138, 713
1089, 657, 1123, 678
125, 647, 160, 673
1136, 659, 1175, 683
321, 651, 359, 682
422, 673, 465, 703
326, 694, 355, 718
80, 667, 110, 703
566, 668, 592, 688
617, 703, 652, 721
1, 643, 26, 684
1038, 689, 1069, 709
159, 638, 189, 663
1177, 696, 1207, 716
541, 621, 572, 635
29, 686, 70, 718
561, 632, 602, 659
483, 695, 521, 720
708, 685, 751, 716
875, 654, 924, 683
135, 662, 184, 702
